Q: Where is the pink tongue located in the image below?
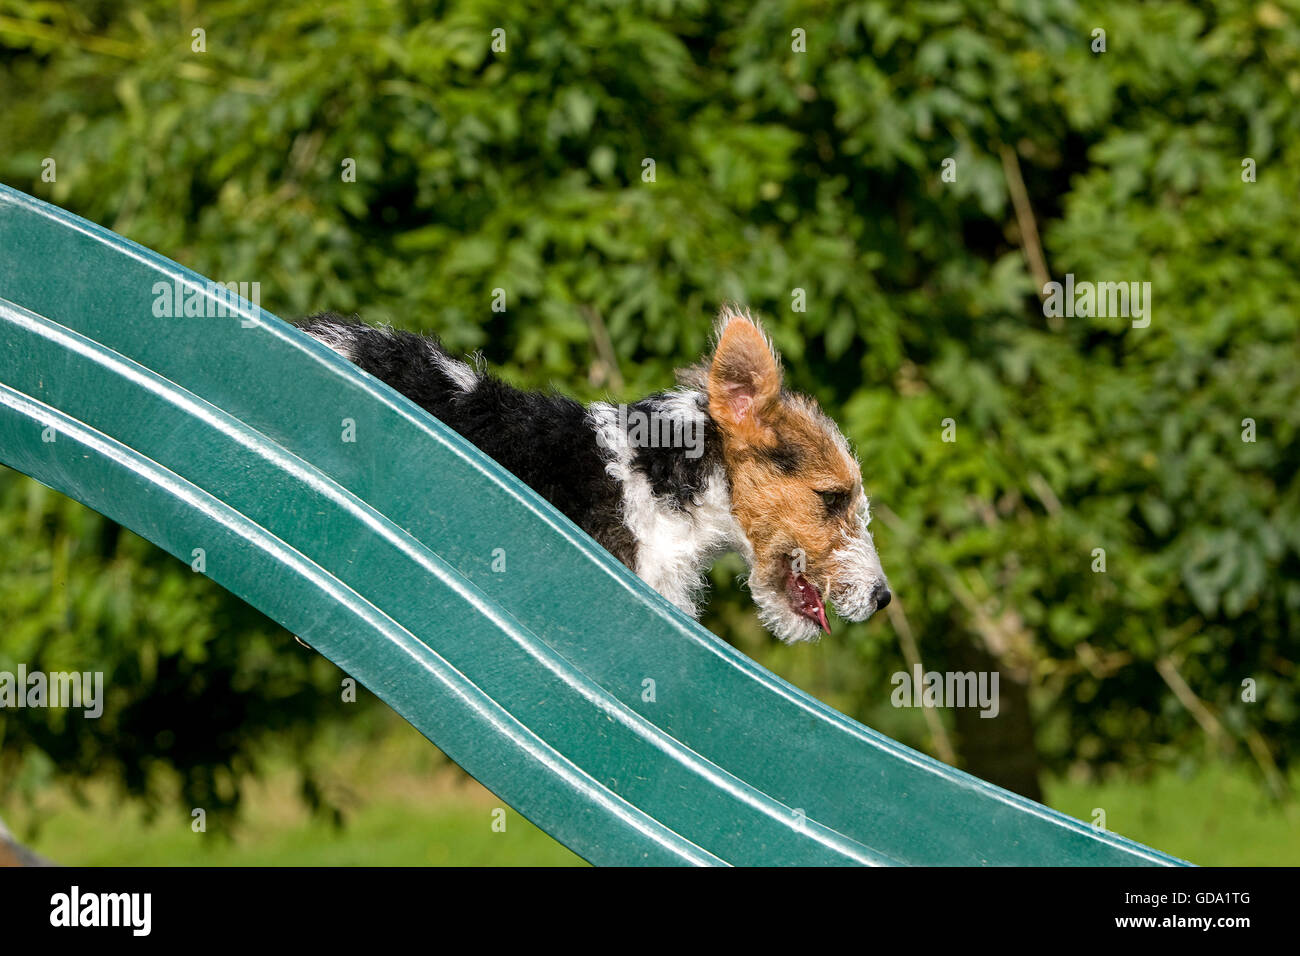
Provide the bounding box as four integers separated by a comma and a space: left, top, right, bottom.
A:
789, 573, 830, 634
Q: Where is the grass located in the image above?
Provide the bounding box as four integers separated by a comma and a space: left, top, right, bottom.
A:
16, 791, 584, 866
4, 723, 586, 866
4, 724, 1296, 865
1045, 762, 1300, 867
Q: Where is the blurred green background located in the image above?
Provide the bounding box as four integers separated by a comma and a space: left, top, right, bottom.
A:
1, 0, 1298, 865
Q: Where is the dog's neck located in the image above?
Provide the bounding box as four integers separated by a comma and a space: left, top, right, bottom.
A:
587, 391, 745, 617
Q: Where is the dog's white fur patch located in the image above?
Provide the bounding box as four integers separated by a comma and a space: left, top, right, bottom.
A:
310, 322, 479, 395
429, 347, 479, 393
588, 394, 741, 617
309, 323, 360, 362
827, 501, 888, 623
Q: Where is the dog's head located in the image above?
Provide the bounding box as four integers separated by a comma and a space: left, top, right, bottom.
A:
687, 307, 890, 643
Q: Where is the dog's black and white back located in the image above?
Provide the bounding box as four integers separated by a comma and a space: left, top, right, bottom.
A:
296, 309, 890, 642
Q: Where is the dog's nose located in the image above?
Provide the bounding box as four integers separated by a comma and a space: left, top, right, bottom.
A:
874, 585, 892, 610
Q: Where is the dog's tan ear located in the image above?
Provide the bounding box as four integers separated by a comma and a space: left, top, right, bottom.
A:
707, 312, 781, 443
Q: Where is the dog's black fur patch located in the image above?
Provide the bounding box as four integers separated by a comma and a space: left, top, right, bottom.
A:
762, 443, 802, 476
624, 393, 723, 510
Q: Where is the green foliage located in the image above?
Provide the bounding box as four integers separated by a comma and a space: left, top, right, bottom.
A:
0, 478, 363, 819
1, 0, 1297, 810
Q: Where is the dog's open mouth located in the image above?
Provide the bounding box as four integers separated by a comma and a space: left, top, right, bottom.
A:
785, 568, 830, 634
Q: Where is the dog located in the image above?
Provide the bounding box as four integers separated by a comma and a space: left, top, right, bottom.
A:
295, 306, 889, 643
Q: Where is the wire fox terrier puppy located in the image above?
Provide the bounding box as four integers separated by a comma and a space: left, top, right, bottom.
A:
296, 307, 890, 643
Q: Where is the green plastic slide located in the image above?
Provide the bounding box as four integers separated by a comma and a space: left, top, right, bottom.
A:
0, 184, 1186, 866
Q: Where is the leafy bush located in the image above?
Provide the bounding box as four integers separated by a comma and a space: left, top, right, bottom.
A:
1, 0, 1296, 812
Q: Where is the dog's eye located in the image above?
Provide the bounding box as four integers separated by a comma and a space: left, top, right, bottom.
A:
817, 490, 851, 515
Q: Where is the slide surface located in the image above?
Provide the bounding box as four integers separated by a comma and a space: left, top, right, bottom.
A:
0, 184, 1187, 866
